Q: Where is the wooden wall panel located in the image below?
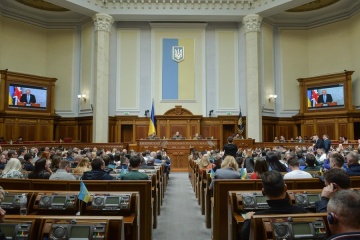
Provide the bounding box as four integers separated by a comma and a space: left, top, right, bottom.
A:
121, 125, 133, 143
339, 123, 347, 138
136, 125, 148, 140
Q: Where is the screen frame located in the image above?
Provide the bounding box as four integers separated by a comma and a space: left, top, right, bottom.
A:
307, 84, 345, 110
291, 222, 314, 238
51, 196, 67, 205
69, 225, 91, 238
8, 83, 48, 110
297, 71, 354, 115
1, 70, 57, 116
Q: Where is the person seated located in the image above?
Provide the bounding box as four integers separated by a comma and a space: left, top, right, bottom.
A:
193, 133, 202, 140
198, 154, 214, 174
303, 154, 321, 172
0, 136, 5, 142
49, 160, 76, 180
345, 151, 360, 176
20, 89, 36, 104
279, 136, 286, 143
241, 170, 308, 240
0, 158, 24, 178
73, 157, 91, 174
249, 157, 268, 179
139, 157, 156, 169
81, 157, 113, 180
317, 89, 333, 104
121, 156, 149, 180
342, 136, 349, 144
0, 154, 7, 170
116, 156, 129, 170
266, 151, 288, 172
298, 136, 305, 143
209, 156, 240, 189
23, 153, 35, 171
172, 131, 182, 139
28, 158, 52, 179
273, 137, 279, 143
148, 132, 157, 139
326, 190, 360, 239
296, 150, 306, 167
233, 133, 242, 139
315, 168, 350, 213
283, 156, 312, 179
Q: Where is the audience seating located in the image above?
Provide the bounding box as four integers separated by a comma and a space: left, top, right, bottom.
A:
1, 179, 153, 240
211, 176, 360, 240
1, 215, 125, 240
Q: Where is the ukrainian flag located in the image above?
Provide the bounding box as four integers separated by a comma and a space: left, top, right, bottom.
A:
8, 86, 14, 105
307, 90, 312, 107
162, 38, 195, 100
78, 181, 90, 203
148, 100, 156, 136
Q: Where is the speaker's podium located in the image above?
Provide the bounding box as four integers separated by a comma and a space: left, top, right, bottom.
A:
315, 102, 337, 107
17, 102, 40, 107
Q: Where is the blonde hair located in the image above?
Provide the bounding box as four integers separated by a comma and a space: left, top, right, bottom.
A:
198, 155, 210, 169
3, 158, 22, 173
221, 156, 239, 171
73, 157, 91, 174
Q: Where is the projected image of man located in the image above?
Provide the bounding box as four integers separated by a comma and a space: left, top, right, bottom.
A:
20, 89, 36, 104
317, 90, 333, 104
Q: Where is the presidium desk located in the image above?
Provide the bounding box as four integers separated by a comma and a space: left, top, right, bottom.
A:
137, 139, 219, 171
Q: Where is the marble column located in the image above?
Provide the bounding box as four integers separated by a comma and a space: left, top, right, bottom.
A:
242, 14, 262, 142
92, 13, 114, 143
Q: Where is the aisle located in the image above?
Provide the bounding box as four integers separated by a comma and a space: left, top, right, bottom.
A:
153, 172, 212, 240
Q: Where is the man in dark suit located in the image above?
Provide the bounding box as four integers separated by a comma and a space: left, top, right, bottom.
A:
323, 134, 331, 153
20, 89, 36, 104
313, 135, 325, 150
223, 136, 237, 158
317, 90, 333, 104
121, 156, 149, 180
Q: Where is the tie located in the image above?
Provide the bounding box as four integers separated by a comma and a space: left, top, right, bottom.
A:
27, 95, 30, 103
323, 95, 326, 103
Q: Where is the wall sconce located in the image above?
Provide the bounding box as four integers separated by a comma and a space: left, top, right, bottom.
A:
77, 94, 87, 102
209, 110, 214, 117
144, 110, 149, 117
268, 94, 277, 102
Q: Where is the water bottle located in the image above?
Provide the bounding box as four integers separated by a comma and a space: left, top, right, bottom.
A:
20, 193, 27, 215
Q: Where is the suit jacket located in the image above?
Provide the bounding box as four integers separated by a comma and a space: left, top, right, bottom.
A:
20, 94, 36, 103
314, 139, 325, 150
324, 138, 331, 153
223, 143, 237, 158
317, 94, 333, 103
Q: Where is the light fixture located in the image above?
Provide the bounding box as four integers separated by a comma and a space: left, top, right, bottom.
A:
209, 110, 214, 117
268, 94, 277, 102
77, 94, 87, 102
144, 110, 149, 117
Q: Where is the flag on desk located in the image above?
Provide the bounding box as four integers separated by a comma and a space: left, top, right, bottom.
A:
78, 181, 90, 203
210, 168, 215, 179
237, 110, 244, 135
148, 100, 156, 136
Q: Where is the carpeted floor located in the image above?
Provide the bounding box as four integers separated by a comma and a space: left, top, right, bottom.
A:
153, 172, 212, 240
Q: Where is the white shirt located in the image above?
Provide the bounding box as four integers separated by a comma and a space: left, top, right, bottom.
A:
319, 153, 327, 163
283, 169, 312, 179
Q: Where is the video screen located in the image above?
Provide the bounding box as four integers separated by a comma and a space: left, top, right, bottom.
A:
3, 195, 14, 203
105, 197, 119, 205
255, 196, 268, 203
307, 195, 320, 202
52, 196, 66, 204
307, 84, 344, 109
70, 226, 90, 238
8, 84, 47, 109
0, 224, 15, 237
292, 223, 312, 236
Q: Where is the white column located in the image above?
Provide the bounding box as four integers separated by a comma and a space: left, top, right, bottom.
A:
92, 13, 114, 143
242, 14, 262, 142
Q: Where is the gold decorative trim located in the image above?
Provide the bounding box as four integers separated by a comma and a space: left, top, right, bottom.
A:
287, 0, 340, 12
15, 0, 69, 12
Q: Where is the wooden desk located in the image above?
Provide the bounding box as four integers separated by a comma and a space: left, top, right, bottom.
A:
137, 139, 219, 170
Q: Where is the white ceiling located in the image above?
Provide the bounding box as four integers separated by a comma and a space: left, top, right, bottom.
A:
0, 0, 359, 28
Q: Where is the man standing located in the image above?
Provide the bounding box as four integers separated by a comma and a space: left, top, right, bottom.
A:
20, 89, 36, 104
223, 136, 237, 158
323, 134, 331, 154
313, 135, 325, 150
317, 89, 333, 104
326, 190, 360, 239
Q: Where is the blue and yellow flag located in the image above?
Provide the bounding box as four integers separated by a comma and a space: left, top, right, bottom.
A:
238, 110, 244, 134
78, 181, 90, 203
162, 38, 195, 100
210, 168, 215, 179
148, 100, 156, 136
